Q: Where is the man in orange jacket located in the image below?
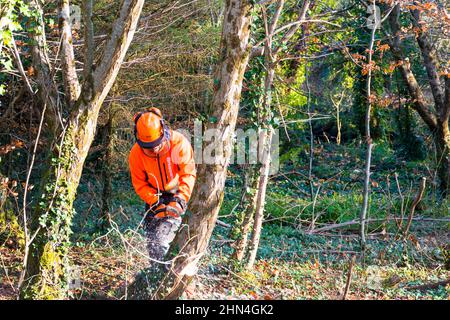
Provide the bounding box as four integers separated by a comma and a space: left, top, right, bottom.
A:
129, 107, 196, 263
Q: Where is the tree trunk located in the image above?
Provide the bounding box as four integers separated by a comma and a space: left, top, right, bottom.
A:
153, 0, 253, 300
435, 120, 450, 196
410, 6, 449, 196
246, 127, 273, 269
388, 4, 449, 197
230, 165, 259, 262
99, 109, 114, 231
19, 0, 145, 299
360, 0, 377, 252
245, 50, 276, 269
240, 0, 310, 268
20, 107, 100, 299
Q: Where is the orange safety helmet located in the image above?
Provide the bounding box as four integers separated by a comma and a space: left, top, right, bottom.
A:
133, 107, 171, 150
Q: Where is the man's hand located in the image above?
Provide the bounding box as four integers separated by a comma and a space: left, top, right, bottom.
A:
154, 210, 180, 218
152, 202, 181, 218
152, 203, 166, 214
150, 194, 186, 218
166, 201, 184, 217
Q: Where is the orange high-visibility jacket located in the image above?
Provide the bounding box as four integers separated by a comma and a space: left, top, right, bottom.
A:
129, 130, 196, 206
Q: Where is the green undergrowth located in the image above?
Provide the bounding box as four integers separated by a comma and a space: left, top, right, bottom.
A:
60, 140, 449, 300
197, 257, 449, 300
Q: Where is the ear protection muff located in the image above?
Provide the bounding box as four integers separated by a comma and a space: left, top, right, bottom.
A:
133, 107, 171, 149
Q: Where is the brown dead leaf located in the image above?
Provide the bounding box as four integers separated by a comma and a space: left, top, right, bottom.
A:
26, 66, 35, 77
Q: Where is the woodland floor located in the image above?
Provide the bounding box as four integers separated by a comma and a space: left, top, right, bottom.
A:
1, 223, 449, 300
1, 142, 449, 300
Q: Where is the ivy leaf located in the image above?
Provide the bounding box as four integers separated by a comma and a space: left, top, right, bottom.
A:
19, 2, 31, 16
3, 59, 13, 71
10, 21, 22, 32
1, 29, 12, 46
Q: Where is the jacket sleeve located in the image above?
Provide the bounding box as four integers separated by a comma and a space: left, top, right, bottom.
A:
176, 137, 197, 203
129, 146, 159, 206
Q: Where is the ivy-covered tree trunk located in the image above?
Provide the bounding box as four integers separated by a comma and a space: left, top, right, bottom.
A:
244, 0, 310, 269
20, 107, 103, 299
246, 127, 273, 269
388, 4, 450, 197
230, 165, 259, 262
153, 0, 253, 300
19, 0, 145, 299
246, 60, 276, 269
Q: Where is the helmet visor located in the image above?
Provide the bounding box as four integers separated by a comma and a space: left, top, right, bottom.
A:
136, 133, 164, 149
141, 139, 170, 157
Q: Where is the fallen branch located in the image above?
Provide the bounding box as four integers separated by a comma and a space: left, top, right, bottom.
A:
309, 216, 450, 234
216, 220, 231, 228
406, 279, 450, 291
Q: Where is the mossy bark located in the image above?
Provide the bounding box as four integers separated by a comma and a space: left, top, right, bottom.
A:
0, 173, 25, 247
230, 165, 259, 262
19, 107, 99, 299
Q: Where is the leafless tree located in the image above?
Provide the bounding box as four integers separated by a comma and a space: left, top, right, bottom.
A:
19, 0, 145, 299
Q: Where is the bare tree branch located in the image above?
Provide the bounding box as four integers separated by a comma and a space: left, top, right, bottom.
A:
91, 0, 145, 105
403, 177, 426, 239
26, 0, 60, 130
268, 0, 284, 36
82, 0, 94, 80
58, 0, 81, 105
10, 34, 34, 95
410, 8, 445, 112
